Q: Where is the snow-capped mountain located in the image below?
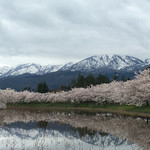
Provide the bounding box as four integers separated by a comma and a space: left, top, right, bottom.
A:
0, 66, 12, 76
0, 121, 139, 150
0, 63, 64, 77
145, 58, 150, 64
41, 64, 63, 73
2, 63, 42, 77
59, 62, 74, 71
0, 54, 149, 78
67, 55, 146, 72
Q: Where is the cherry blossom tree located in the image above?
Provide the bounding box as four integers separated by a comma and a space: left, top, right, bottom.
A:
0, 69, 150, 108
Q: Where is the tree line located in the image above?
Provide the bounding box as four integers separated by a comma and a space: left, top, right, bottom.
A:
23, 73, 130, 93
60, 73, 110, 91
60, 73, 130, 91
1, 69, 149, 107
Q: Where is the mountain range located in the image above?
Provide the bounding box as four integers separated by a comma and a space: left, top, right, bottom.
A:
0, 121, 137, 150
0, 54, 149, 91
0, 54, 149, 78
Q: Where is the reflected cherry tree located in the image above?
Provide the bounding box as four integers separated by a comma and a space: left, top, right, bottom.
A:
0, 109, 149, 150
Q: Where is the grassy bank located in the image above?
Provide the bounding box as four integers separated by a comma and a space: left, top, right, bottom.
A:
7, 102, 150, 114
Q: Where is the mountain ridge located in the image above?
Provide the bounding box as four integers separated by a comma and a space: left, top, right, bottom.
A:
0, 54, 149, 78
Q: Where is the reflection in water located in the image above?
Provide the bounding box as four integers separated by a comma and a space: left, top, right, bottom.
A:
0, 108, 149, 150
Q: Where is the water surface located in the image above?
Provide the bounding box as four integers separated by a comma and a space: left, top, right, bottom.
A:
0, 108, 149, 150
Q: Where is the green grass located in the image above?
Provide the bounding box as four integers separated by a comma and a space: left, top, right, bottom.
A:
6, 101, 150, 114
100, 104, 150, 113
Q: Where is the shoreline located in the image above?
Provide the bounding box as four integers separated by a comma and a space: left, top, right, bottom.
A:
7, 103, 150, 118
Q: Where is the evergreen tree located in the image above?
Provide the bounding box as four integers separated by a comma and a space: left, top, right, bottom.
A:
127, 77, 131, 80
96, 74, 110, 84
113, 73, 118, 81
60, 85, 67, 91
121, 75, 126, 82
23, 87, 31, 91
60, 85, 71, 91
67, 85, 71, 91
86, 73, 96, 86
76, 74, 86, 88
37, 121, 48, 129
37, 82, 43, 93
69, 73, 110, 88
42, 82, 49, 93
71, 78, 77, 88
37, 82, 49, 93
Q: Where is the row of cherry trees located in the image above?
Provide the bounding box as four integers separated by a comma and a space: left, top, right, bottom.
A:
0, 69, 149, 107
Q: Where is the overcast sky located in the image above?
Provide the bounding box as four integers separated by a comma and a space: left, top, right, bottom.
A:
0, 0, 150, 66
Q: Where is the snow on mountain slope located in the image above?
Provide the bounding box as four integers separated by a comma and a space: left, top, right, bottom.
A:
108, 55, 144, 70
68, 55, 145, 71
0, 66, 12, 76
42, 64, 63, 73
1, 63, 43, 77
0, 122, 140, 150
0, 55, 149, 78
0, 64, 64, 77
145, 58, 150, 64
59, 62, 74, 71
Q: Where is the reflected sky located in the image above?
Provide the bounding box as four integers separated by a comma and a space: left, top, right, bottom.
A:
0, 108, 149, 150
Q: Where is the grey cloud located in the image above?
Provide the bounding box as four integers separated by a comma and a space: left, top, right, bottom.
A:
0, 0, 149, 65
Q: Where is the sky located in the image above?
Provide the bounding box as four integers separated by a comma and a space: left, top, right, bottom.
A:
0, 0, 150, 66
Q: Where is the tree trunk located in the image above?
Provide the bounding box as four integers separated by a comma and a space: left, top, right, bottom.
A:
146, 117, 149, 125
146, 101, 149, 107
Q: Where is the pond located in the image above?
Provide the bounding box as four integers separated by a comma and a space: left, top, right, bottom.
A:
0, 108, 149, 150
